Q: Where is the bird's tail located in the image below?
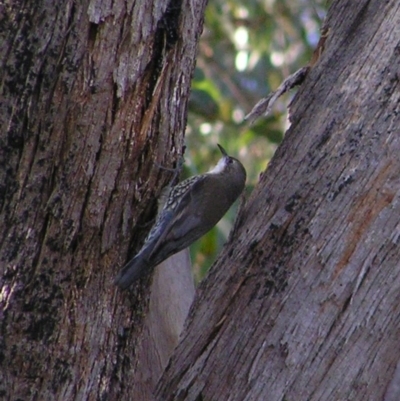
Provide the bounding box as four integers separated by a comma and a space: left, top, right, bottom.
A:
114, 250, 152, 290
115, 215, 170, 289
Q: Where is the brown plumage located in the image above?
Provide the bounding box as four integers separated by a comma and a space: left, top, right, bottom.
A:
114, 144, 246, 289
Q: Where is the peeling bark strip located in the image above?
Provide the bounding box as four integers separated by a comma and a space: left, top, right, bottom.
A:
245, 66, 309, 124
157, 1, 400, 400
0, 0, 206, 399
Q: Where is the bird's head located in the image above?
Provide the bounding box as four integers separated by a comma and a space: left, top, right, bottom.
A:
208, 144, 247, 198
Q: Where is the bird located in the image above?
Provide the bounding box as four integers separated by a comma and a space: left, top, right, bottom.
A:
114, 144, 246, 289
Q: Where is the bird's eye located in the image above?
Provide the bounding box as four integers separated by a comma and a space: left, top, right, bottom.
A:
227, 157, 233, 164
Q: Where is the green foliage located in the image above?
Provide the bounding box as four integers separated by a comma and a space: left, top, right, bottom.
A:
185, 0, 327, 282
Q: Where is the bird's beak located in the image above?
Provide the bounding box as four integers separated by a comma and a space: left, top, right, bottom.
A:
217, 144, 228, 157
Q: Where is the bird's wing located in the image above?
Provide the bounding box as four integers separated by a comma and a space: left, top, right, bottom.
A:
148, 176, 208, 259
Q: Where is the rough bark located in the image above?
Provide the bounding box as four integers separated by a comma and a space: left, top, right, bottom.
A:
0, 0, 203, 399
157, 1, 400, 400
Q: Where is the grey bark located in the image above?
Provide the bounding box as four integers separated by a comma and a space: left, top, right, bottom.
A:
157, 1, 400, 400
0, 0, 203, 399
135, 250, 195, 400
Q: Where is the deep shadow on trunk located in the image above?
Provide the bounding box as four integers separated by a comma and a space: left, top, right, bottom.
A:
157, 1, 400, 400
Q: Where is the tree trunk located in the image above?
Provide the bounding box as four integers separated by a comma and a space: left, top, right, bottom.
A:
0, 0, 203, 399
134, 250, 195, 400
157, 1, 400, 400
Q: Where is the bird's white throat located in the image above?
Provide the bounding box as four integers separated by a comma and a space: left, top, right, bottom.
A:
208, 157, 227, 174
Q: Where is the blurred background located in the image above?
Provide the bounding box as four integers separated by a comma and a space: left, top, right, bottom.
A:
184, 0, 327, 282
